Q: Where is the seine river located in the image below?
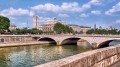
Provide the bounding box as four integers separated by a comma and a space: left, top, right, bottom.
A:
0, 41, 119, 67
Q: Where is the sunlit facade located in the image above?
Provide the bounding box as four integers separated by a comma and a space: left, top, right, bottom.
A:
68, 24, 91, 34
33, 15, 39, 29
39, 18, 66, 32
9, 24, 16, 31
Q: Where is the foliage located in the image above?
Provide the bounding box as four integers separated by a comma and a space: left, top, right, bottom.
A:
86, 29, 94, 34
74, 31, 83, 34
86, 29, 119, 35
0, 16, 10, 30
53, 23, 73, 34
107, 29, 117, 34
31, 28, 42, 34
11, 28, 42, 34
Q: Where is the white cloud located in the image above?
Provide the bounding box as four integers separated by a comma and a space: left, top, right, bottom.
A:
31, 2, 82, 12
31, 0, 103, 13
61, 2, 82, 12
31, 3, 60, 12
80, 0, 103, 11
81, 4, 91, 11
91, 10, 102, 15
89, 0, 102, 5
105, 2, 120, 15
80, 13, 89, 18
58, 13, 69, 17
0, 7, 34, 18
29, 11, 35, 16
38, 16, 50, 23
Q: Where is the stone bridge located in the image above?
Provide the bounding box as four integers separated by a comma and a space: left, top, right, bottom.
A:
0, 35, 120, 48
31, 35, 120, 48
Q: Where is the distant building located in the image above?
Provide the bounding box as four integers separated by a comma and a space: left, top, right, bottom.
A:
94, 24, 96, 30
39, 18, 66, 32
9, 24, 16, 31
108, 26, 115, 30
99, 26, 103, 29
68, 24, 91, 34
33, 15, 39, 29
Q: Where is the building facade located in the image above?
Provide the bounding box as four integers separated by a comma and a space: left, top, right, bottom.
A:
33, 15, 39, 29
9, 24, 16, 31
39, 18, 66, 32
68, 24, 91, 34
38, 18, 91, 34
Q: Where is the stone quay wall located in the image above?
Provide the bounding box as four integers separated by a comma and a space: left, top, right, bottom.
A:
0, 35, 34, 43
35, 44, 120, 67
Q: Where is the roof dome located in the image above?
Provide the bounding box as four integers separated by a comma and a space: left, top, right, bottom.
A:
45, 18, 60, 24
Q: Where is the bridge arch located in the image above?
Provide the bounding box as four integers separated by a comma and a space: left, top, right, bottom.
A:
38, 37, 57, 45
98, 39, 120, 48
61, 37, 80, 45
61, 37, 91, 47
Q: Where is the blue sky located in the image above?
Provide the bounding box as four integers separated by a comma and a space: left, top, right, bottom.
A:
0, 0, 120, 29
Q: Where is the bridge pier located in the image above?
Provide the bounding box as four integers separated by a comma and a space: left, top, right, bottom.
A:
56, 41, 62, 46
91, 42, 98, 49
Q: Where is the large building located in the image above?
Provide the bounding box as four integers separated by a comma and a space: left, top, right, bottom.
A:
39, 18, 66, 32
9, 24, 16, 31
33, 15, 39, 29
38, 18, 91, 34
68, 24, 91, 34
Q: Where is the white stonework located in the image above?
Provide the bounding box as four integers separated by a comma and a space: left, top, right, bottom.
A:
33, 15, 39, 29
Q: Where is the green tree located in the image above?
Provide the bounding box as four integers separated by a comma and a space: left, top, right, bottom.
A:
0, 16, 10, 30
53, 23, 65, 34
12, 28, 21, 34
53, 23, 73, 34
64, 25, 73, 33
107, 29, 117, 34
86, 29, 94, 34
31, 28, 42, 34
11, 28, 42, 34
86, 29, 118, 35
117, 30, 120, 34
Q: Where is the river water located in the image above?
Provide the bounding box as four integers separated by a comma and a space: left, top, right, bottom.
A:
0, 40, 119, 67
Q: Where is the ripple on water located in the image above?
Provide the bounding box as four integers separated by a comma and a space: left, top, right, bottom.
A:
0, 44, 91, 67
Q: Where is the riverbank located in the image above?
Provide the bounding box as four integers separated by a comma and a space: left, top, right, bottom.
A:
0, 41, 50, 48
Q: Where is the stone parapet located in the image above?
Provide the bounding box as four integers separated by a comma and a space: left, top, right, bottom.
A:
35, 44, 120, 67
0, 35, 34, 43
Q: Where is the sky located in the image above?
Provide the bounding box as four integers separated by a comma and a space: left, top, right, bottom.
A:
0, 0, 120, 29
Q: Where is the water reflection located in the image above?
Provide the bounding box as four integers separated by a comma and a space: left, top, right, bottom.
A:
77, 40, 91, 48
0, 42, 91, 67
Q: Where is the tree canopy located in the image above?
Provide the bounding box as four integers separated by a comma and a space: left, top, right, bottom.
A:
53, 23, 73, 34
11, 28, 42, 34
0, 16, 10, 30
86, 29, 118, 35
